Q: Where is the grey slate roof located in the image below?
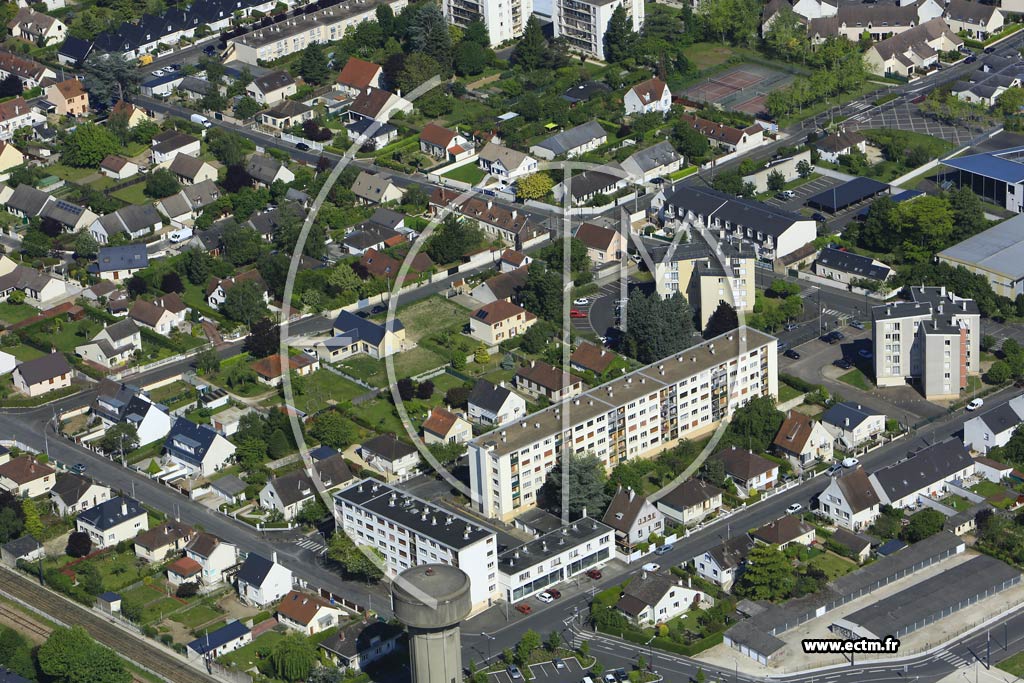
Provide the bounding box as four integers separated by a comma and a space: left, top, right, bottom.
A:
534, 121, 606, 156
658, 478, 723, 512
360, 433, 416, 463
15, 352, 70, 385
2, 534, 41, 559
468, 379, 513, 414
50, 473, 97, 506
332, 311, 403, 348
93, 245, 148, 273
979, 401, 1024, 435
77, 496, 144, 531
245, 155, 285, 184
832, 467, 880, 513
236, 552, 275, 587
616, 571, 678, 616
816, 247, 890, 281
664, 184, 807, 239
624, 141, 682, 174
822, 402, 881, 431
871, 440, 974, 503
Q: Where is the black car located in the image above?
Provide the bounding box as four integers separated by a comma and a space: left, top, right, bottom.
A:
833, 358, 853, 370
985, 46, 996, 54
811, 212, 827, 223
965, 55, 977, 64
203, 45, 217, 55
370, 305, 386, 315
296, 142, 310, 151
784, 349, 801, 360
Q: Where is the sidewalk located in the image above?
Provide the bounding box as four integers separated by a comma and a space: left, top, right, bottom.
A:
943, 665, 1020, 683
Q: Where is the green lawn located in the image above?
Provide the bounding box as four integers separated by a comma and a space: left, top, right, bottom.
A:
441, 163, 486, 184
49, 164, 99, 182
141, 597, 184, 625
352, 395, 406, 435
149, 380, 194, 405
778, 383, 802, 403
111, 182, 149, 206
181, 281, 223, 321
89, 551, 150, 591
217, 630, 284, 669
288, 368, 367, 413
941, 494, 971, 512
998, 650, 1024, 677
338, 346, 448, 387
838, 368, 873, 391
807, 551, 858, 579
0, 302, 40, 324
4, 343, 45, 362
381, 296, 468, 343
681, 42, 741, 70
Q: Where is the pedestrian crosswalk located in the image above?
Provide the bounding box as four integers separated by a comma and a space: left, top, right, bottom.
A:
935, 650, 970, 667
296, 537, 326, 553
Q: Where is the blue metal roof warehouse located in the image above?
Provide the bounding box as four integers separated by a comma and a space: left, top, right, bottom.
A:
806, 177, 889, 213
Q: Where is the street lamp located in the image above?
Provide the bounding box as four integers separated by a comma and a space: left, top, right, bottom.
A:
644, 634, 655, 675
480, 632, 496, 664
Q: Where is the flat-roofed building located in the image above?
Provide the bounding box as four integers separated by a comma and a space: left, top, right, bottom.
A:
939, 213, 1024, 299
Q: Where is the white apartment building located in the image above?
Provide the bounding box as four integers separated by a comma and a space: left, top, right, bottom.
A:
469, 327, 778, 521
443, 0, 531, 47
652, 241, 757, 331
497, 517, 613, 602
552, 0, 643, 61
872, 286, 981, 400
334, 480, 499, 612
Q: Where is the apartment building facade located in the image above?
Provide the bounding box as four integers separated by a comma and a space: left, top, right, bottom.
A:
652, 241, 756, 330
872, 286, 980, 400
498, 517, 613, 601
333, 480, 499, 612
551, 0, 643, 61
443, 0, 531, 46
469, 328, 778, 520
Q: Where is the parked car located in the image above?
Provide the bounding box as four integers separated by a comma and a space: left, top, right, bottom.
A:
515, 603, 532, 615
833, 358, 853, 370
985, 46, 997, 54
967, 398, 985, 411
858, 348, 873, 359
654, 544, 673, 555
538, 592, 554, 604
641, 562, 660, 572
151, 69, 165, 77
507, 665, 523, 679
850, 320, 865, 330
370, 305, 386, 315
784, 322, 799, 331
553, 658, 565, 669
832, 331, 846, 341
777, 341, 790, 352
786, 503, 803, 514
296, 142, 310, 151
570, 309, 587, 318
826, 463, 844, 476
811, 212, 827, 223
547, 588, 561, 599
70, 463, 87, 475
573, 297, 590, 306
784, 349, 801, 360
842, 457, 860, 468
604, 674, 618, 683
611, 669, 628, 682
586, 569, 603, 580
777, 189, 796, 199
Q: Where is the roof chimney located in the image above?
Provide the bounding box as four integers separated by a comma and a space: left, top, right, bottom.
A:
121, 500, 128, 516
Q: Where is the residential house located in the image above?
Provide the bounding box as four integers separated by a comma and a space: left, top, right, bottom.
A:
91, 244, 148, 282
692, 535, 755, 590
616, 572, 709, 625
206, 271, 270, 309
56, 35, 91, 65
624, 78, 672, 116
91, 379, 142, 427
677, 113, 765, 154
0, 457, 55, 498
176, 532, 237, 587
772, 411, 834, 469
814, 247, 893, 286
602, 486, 665, 552
751, 516, 815, 549
714, 446, 779, 495
429, 188, 541, 249
974, 456, 1012, 483
570, 341, 617, 376
261, 99, 313, 129
0, 256, 76, 308
621, 141, 683, 184
178, 76, 214, 100
0, 53, 54, 90
210, 406, 250, 437
359, 434, 420, 480
133, 520, 193, 562
0, 141, 24, 178
530, 121, 607, 160
209, 475, 248, 505
822, 402, 886, 450
476, 142, 537, 181
168, 154, 217, 186
356, 248, 432, 283
277, 590, 343, 635
552, 165, 626, 206
259, 457, 353, 520
864, 18, 963, 77
74, 318, 142, 368
1, 535, 43, 568
12, 353, 71, 397
499, 249, 531, 272
49, 474, 110, 517
945, 0, 1003, 39
129, 293, 188, 334
574, 222, 625, 266
246, 154, 295, 187
99, 155, 139, 180
344, 223, 402, 255
422, 407, 472, 445
151, 130, 201, 165
963, 394, 1024, 452
561, 80, 612, 105
46, 79, 88, 117
351, 171, 403, 205
186, 621, 250, 659
656, 479, 724, 525
347, 87, 412, 123
236, 552, 293, 607
348, 117, 399, 150
470, 266, 529, 304
251, 353, 319, 387
89, 204, 163, 244
336, 56, 383, 96
163, 418, 236, 478
158, 180, 221, 228
514, 360, 583, 402
469, 300, 537, 345
0, 97, 44, 140
419, 124, 473, 162
467, 379, 526, 426
816, 466, 880, 531
8, 8, 66, 45
110, 99, 147, 128
122, 396, 172, 447
245, 70, 296, 105
319, 621, 404, 671
318, 311, 406, 362
829, 528, 872, 563
869, 440, 975, 509
76, 497, 147, 549
815, 130, 867, 164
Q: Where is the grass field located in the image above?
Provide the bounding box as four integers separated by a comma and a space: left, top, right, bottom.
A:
5, 343, 45, 362
682, 43, 741, 71
838, 368, 873, 391
0, 302, 40, 324
148, 380, 194, 405
384, 296, 468, 343
49, 164, 99, 183
217, 630, 284, 669
352, 395, 406, 435
288, 368, 367, 413
170, 604, 223, 629
442, 163, 486, 184
807, 551, 857, 579
778, 383, 802, 403
339, 346, 447, 387
111, 182, 149, 205
999, 650, 1024, 677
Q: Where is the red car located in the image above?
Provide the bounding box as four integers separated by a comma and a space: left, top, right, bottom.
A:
570, 309, 587, 318
547, 589, 562, 599
515, 603, 532, 615
586, 569, 602, 580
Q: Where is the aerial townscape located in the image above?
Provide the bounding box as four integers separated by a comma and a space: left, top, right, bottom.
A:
6, 0, 1024, 681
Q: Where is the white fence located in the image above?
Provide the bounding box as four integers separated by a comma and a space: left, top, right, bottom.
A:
795, 270, 899, 300
280, 132, 323, 152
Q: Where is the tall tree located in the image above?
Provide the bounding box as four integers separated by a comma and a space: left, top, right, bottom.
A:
268, 633, 318, 682
407, 4, 452, 72
38, 626, 131, 683
733, 543, 794, 601
243, 318, 279, 358
21, 498, 42, 539
512, 16, 548, 71
299, 43, 330, 85
100, 423, 139, 456
703, 301, 739, 339
82, 52, 141, 105
720, 395, 784, 453
603, 5, 638, 63
623, 290, 695, 364
222, 280, 269, 326
540, 452, 609, 518
61, 124, 119, 168
327, 531, 384, 581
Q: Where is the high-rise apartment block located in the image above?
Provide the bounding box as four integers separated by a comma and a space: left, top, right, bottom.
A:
443, 0, 532, 46
551, 0, 643, 61
651, 241, 757, 330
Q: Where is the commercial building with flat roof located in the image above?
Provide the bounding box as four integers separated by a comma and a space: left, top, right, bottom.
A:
939, 212, 1024, 299
943, 145, 1024, 212
469, 327, 778, 520
333, 479, 498, 612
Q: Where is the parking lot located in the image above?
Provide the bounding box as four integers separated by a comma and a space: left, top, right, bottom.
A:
845, 98, 977, 147
488, 656, 590, 683
763, 175, 843, 211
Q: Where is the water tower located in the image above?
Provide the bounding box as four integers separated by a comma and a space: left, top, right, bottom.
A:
391, 564, 472, 683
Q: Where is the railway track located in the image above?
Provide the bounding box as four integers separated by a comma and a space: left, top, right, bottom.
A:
0, 602, 50, 639
0, 569, 219, 683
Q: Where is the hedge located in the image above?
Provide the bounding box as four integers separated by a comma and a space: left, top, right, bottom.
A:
779, 373, 821, 394
602, 624, 725, 657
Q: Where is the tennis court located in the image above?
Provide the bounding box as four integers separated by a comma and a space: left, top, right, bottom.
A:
683, 63, 794, 116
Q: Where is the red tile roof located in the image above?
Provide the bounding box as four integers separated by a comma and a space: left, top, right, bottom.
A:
167, 556, 202, 577
422, 407, 461, 438
336, 57, 381, 91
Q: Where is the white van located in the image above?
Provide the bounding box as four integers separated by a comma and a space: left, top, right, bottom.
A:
168, 228, 193, 243
190, 113, 211, 128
